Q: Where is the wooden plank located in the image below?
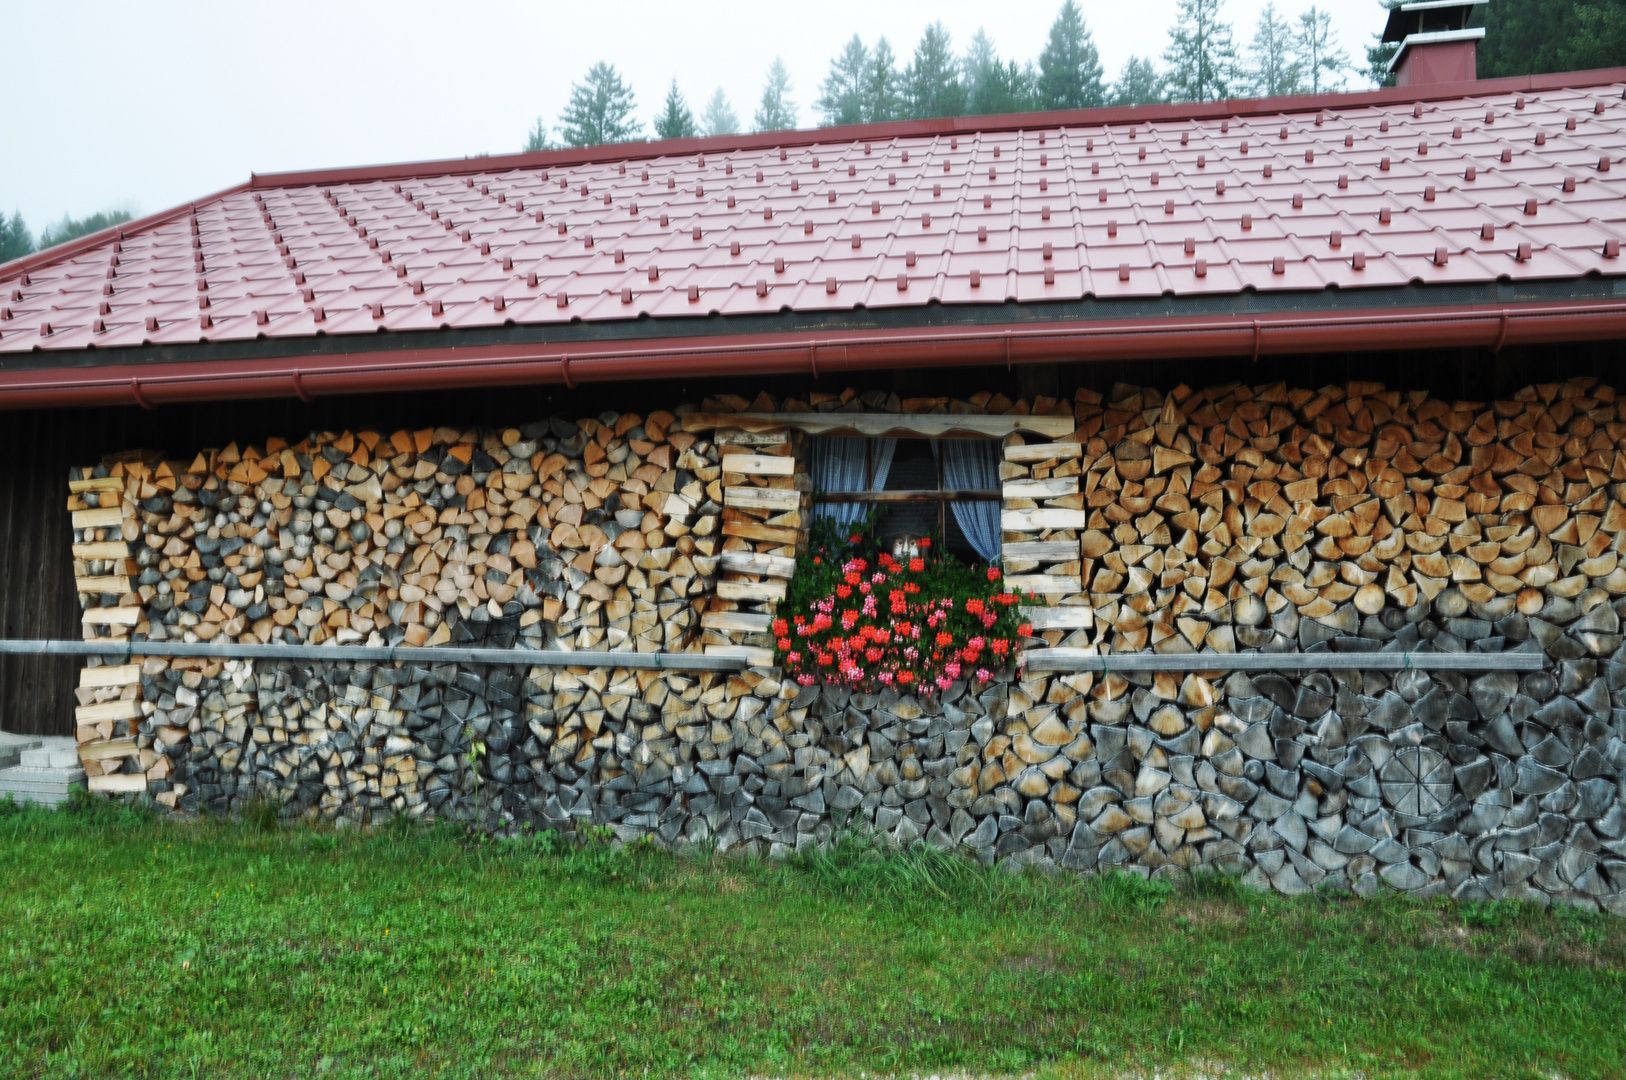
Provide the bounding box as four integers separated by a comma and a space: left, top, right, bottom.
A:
701, 611, 775, 633
87, 773, 148, 794
722, 520, 802, 545
715, 429, 789, 447
719, 550, 797, 579
720, 454, 796, 476
703, 644, 776, 666
1001, 540, 1080, 561
79, 663, 141, 688
71, 541, 130, 560
817, 489, 999, 503
75, 699, 142, 724
1004, 574, 1082, 594
1003, 509, 1088, 531
75, 575, 131, 594
71, 507, 125, 529
68, 476, 125, 493
1003, 477, 1079, 499
81, 607, 141, 626
1021, 606, 1094, 629
685, 412, 1074, 439
716, 579, 788, 602
78, 738, 139, 761
723, 487, 800, 512
1004, 442, 1085, 463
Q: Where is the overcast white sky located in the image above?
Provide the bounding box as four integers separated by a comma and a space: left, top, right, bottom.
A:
3, 0, 1384, 235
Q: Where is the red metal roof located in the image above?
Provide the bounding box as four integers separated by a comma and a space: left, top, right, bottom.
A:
4, 70, 1626, 360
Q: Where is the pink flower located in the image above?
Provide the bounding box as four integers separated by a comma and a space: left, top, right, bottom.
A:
976, 668, 992, 683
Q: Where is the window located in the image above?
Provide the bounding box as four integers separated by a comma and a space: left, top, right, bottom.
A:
808, 436, 1002, 563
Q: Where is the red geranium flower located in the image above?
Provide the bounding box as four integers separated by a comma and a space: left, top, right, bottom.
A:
935, 631, 953, 647
987, 566, 1001, 582
917, 538, 931, 548
1018, 623, 1032, 637
909, 558, 925, 572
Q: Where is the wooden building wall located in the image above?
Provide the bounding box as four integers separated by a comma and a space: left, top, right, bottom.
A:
0, 338, 1619, 735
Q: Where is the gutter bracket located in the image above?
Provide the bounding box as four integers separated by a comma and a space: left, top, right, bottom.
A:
129, 378, 153, 411
1251, 320, 1263, 364
1493, 309, 1510, 353
291, 371, 312, 403
560, 353, 574, 389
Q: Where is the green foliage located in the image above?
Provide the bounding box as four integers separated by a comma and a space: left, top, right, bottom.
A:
653, 79, 698, 141
1366, 34, 1400, 88
1245, 3, 1304, 97
522, 117, 554, 152
1163, 0, 1240, 102
904, 21, 965, 119
1481, 0, 1626, 78
36, 208, 134, 249
0, 210, 33, 263
1110, 55, 1169, 105
816, 35, 872, 126
557, 62, 642, 147
699, 87, 740, 136
962, 30, 1037, 116
1294, 5, 1350, 93
0, 804, 1623, 1077
1035, 0, 1106, 110
751, 57, 797, 132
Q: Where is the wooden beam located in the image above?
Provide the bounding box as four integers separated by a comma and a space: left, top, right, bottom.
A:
700, 611, 775, 633
1004, 574, 1082, 595
1003, 509, 1088, 531
716, 579, 788, 602
79, 663, 141, 688
75, 699, 142, 724
88, 774, 148, 794
1021, 606, 1094, 629
1004, 442, 1084, 463
71, 507, 124, 529
81, 607, 141, 626
722, 520, 802, 545
75, 575, 131, 594
703, 644, 776, 666
723, 487, 801, 512
78, 738, 139, 761
1003, 477, 1079, 499
1002, 540, 1080, 561
71, 541, 131, 560
684, 412, 1074, 439
68, 476, 125, 494
719, 550, 797, 579
720, 454, 796, 476
816, 489, 999, 503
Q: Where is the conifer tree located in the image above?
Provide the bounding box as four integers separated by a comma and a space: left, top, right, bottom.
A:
905, 21, 965, 119
653, 79, 698, 140
1035, 1, 1105, 110
558, 63, 642, 147
752, 58, 797, 132
1162, 0, 1239, 103
816, 35, 870, 126
1245, 3, 1303, 98
700, 89, 740, 136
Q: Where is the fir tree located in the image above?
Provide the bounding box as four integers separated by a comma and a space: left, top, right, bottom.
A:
1294, 6, 1349, 93
522, 117, 553, 152
36, 209, 133, 249
558, 62, 642, 147
1365, 36, 1399, 88
1245, 3, 1303, 98
1110, 56, 1167, 105
1163, 0, 1239, 103
0, 211, 33, 264
905, 21, 965, 119
863, 38, 904, 123
653, 79, 698, 140
1035, 0, 1105, 110
752, 58, 797, 132
700, 88, 740, 136
963, 31, 1035, 116
816, 35, 870, 126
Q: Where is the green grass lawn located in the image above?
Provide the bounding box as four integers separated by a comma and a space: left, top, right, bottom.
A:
0, 797, 1621, 1080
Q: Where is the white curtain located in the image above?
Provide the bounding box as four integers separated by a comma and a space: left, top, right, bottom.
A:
811, 437, 895, 528
934, 439, 1002, 563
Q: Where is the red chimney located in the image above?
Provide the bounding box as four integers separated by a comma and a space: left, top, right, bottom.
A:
1383, 0, 1487, 87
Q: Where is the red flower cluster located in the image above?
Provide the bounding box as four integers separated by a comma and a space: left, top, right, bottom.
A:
776, 549, 1027, 695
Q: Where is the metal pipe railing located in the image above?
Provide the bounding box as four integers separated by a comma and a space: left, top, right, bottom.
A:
0, 639, 750, 671
1022, 649, 1546, 674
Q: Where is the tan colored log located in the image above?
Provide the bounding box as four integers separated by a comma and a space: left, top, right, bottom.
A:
68, 476, 125, 493
719, 550, 796, 578
1003, 477, 1079, 499
722, 520, 802, 545
78, 738, 139, 762
703, 644, 776, 665
75, 699, 142, 724
72, 541, 131, 560
71, 507, 125, 529
720, 454, 795, 476
715, 429, 789, 446
75, 575, 131, 594
79, 664, 140, 688
716, 579, 788, 602
81, 607, 140, 626
723, 487, 800, 512
700, 611, 775, 633
87, 774, 147, 794
1003, 509, 1088, 531
684, 412, 1074, 439
1004, 442, 1085, 463
1002, 540, 1080, 561
1004, 574, 1082, 595
1020, 607, 1094, 629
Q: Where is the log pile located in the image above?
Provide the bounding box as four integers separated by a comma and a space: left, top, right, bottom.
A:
57, 378, 1626, 912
